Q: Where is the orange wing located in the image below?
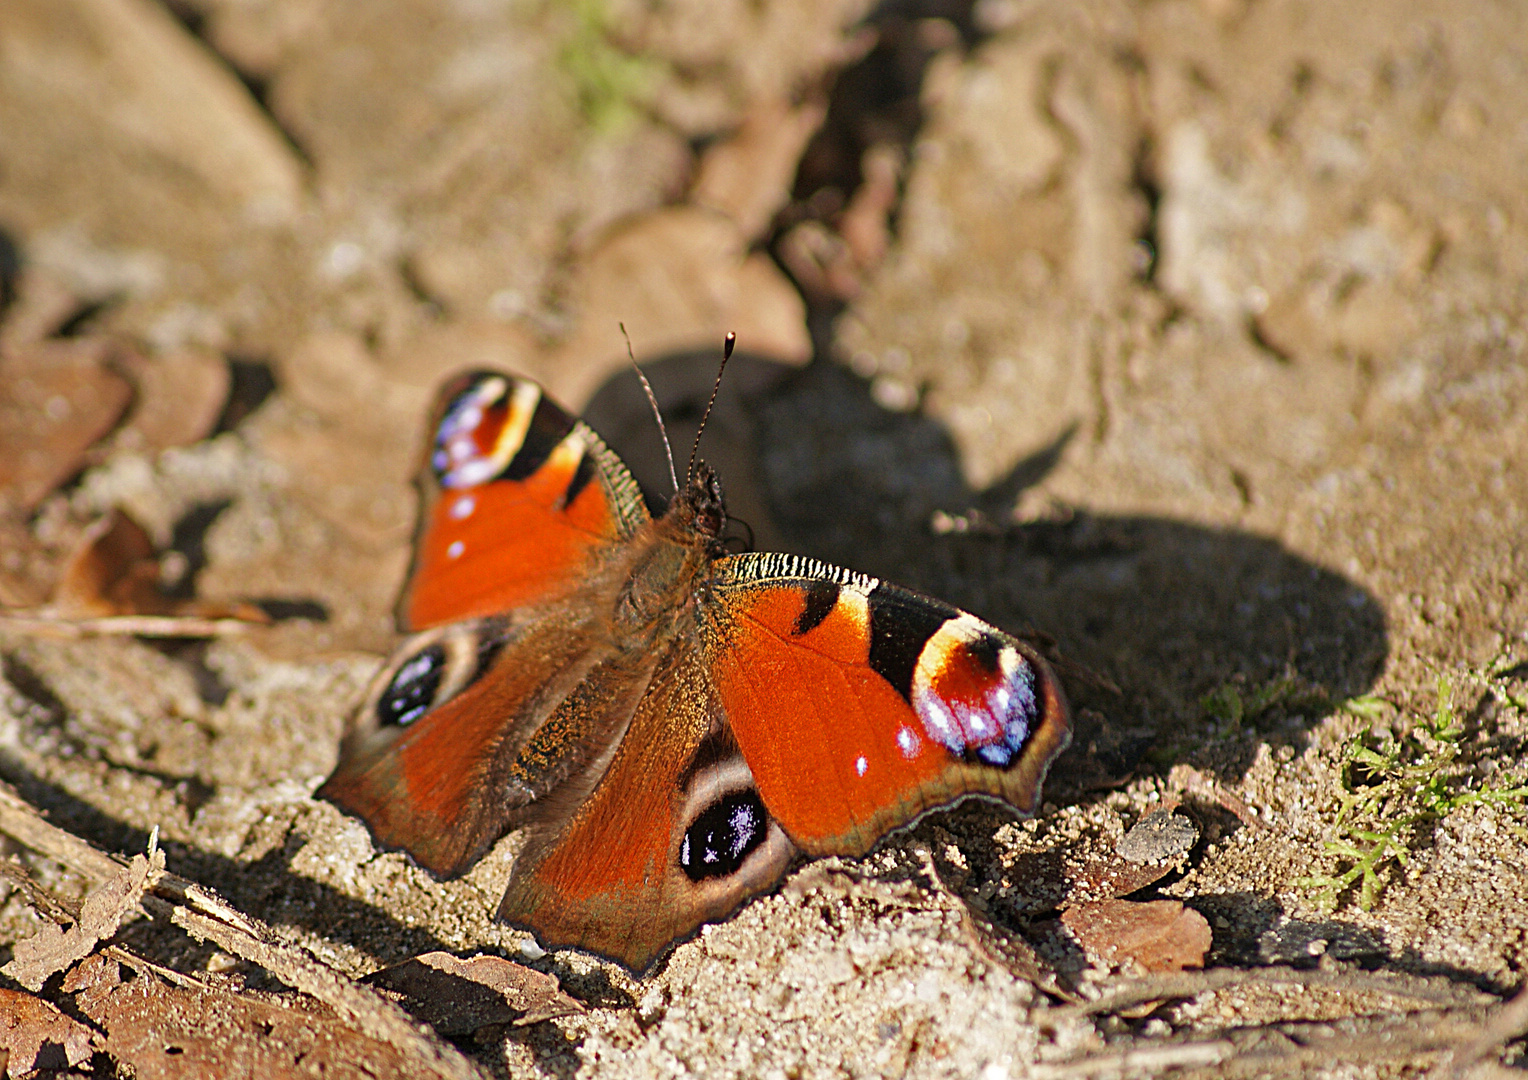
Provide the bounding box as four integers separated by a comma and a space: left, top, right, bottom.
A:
702, 553, 1071, 856
401, 372, 648, 630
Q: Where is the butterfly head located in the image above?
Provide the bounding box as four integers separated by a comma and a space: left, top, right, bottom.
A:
684, 463, 727, 540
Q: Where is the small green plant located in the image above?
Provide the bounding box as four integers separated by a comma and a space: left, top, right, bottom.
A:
1200, 671, 1316, 730
1299, 678, 1528, 910
557, 0, 658, 131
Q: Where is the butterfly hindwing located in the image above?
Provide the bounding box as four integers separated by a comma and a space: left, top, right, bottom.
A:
700, 553, 1070, 856
496, 641, 795, 972
402, 371, 649, 630
318, 610, 640, 877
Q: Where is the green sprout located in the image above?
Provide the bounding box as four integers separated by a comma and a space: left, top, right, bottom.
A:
1200, 671, 1319, 731
1299, 678, 1528, 910
557, 0, 658, 131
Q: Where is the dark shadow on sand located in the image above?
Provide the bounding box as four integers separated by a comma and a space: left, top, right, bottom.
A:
586, 352, 1389, 794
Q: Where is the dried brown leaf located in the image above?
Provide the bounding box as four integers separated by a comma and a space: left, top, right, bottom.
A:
838, 142, 902, 272
77, 965, 418, 1080
0, 339, 133, 514
693, 96, 828, 240
2, 848, 163, 990
117, 348, 231, 452
52, 509, 270, 623
0, 517, 54, 609
367, 952, 585, 1033
0, 268, 82, 351
1060, 899, 1212, 974
54, 509, 162, 617
546, 207, 810, 407
1060, 811, 1199, 905
961, 915, 1079, 1002
0, 783, 480, 1080
0, 987, 97, 1077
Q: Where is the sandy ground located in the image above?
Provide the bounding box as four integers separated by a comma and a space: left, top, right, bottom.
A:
1, 0, 1527, 1076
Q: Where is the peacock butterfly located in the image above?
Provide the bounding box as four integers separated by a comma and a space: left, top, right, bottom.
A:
318, 337, 1071, 971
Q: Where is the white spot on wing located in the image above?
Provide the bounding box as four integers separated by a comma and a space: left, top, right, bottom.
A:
896, 726, 920, 758
855, 756, 868, 777
450, 495, 475, 520
447, 540, 465, 560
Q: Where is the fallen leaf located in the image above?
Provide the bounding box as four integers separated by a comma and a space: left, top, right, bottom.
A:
50, 509, 270, 624
3, 848, 164, 991
367, 952, 585, 1033
54, 509, 163, 617
777, 219, 861, 302
0, 987, 97, 1077
78, 966, 417, 1080
0, 518, 55, 609
838, 141, 902, 271
1063, 811, 1200, 904
962, 914, 1079, 1002
117, 348, 231, 453
1001, 812, 1199, 916
0, 267, 82, 351
0, 339, 133, 514
546, 206, 810, 408
10, 0, 304, 217
1060, 899, 1213, 974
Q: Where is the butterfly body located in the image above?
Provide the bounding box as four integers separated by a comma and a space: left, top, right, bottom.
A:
319, 368, 1070, 971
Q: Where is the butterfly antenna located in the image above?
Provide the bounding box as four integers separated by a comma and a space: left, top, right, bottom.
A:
686, 331, 735, 486
621, 322, 680, 497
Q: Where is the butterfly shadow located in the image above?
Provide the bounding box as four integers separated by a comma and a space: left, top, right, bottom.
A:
585, 352, 1389, 794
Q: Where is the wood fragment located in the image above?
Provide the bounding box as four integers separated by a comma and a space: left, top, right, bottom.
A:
1054, 964, 1494, 1020
1434, 984, 1528, 1078
3, 848, 163, 990
0, 613, 255, 638
0, 781, 483, 1080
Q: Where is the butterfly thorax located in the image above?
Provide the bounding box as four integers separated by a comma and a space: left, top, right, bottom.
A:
608, 465, 725, 650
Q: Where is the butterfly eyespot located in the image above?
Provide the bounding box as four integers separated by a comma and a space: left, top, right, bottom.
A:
366, 621, 505, 731
678, 790, 769, 882
377, 644, 448, 727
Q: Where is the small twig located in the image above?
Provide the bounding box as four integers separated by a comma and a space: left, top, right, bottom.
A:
0, 780, 482, 1080
0, 613, 253, 639
1434, 983, 1528, 1078
0, 857, 80, 923
1053, 964, 1491, 1020
0, 783, 125, 883
1031, 1041, 1234, 1078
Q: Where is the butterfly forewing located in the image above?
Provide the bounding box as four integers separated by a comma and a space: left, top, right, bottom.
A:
402, 371, 649, 630
701, 552, 1070, 856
